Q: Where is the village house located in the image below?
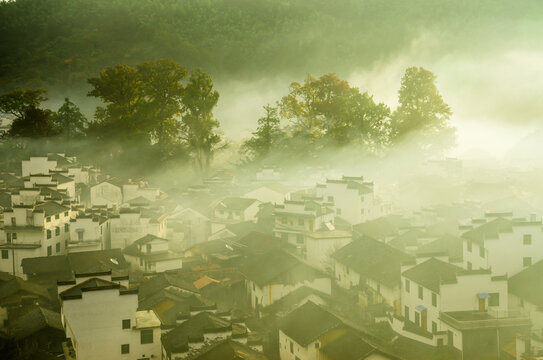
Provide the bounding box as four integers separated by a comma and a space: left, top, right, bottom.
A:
210, 197, 261, 233
22, 174, 76, 201
242, 183, 290, 205
166, 207, 211, 250
59, 275, 161, 360
462, 215, 543, 276
109, 207, 167, 249
123, 234, 183, 273
90, 177, 161, 207
315, 176, 376, 225
0, 201, 72, 276
273, 199, 335, 257
508, 259, 543, 359
68, 208, 110, 252
181, 339, 267, 360
21, 154, 76, 178
241, 248, 331, 309
332, 237, 413, 315
391, 257, 529, 359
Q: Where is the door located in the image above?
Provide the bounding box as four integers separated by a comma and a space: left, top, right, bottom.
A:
421, 310, 427, 331
479, 298, 486, 312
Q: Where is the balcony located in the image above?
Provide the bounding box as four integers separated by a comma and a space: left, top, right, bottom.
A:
440, 309, 530, 330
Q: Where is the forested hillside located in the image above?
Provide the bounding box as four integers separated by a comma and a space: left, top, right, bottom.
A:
1, 0, 541, 92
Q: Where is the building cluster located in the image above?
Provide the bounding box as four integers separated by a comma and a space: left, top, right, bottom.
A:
0, 157, 542, 360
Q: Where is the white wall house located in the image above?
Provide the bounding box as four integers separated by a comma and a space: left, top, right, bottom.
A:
109, 209, 167, 250
315, 176, 376, 225
0, 202, 72, 276
211, 197, 261, 233
392, 257, 528, 359
166, 208, 211, 250
90, 179, 124, 207
21, 154, 75, 177
241, 248, 331, 309
123, 234, 182, 273
305, 229, 352, 271
59, 277, 161, 360
242, 184, 290, 205
68, 213, 110, 253
462, 216, 543, 277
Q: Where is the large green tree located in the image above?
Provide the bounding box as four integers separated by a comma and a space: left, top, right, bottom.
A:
390, 67, 454, 153
242, 105, 284, 161
52, 98, 88, 138
180, 69, 221, 173
8, 107, 57, 138
0, 89, 47, 118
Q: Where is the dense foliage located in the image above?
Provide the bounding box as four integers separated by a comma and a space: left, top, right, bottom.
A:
1, 0, 541, 92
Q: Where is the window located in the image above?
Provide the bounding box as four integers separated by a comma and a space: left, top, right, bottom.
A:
327, 196, 334, 202
432, 321, 437, 334
121, 344, 129, 354
65, 240, 68, 248
65, 223, 69, 232
290, 341, 294, 353
1, 250, 8, 259
479, 246, 485, 258
432, 293, 437, 307
296, 234, 303, 244
414, 312, 420, 326
64, 211, 68, 217
281, 233, 288, 241
78, 232, 84, 241
55, 227, 60, 236
361, 208, 365, 215
315, 342, 320, 349
298, 218, 304, 226
11, 217, 16, 226
405, 279, 410, 293
489, 293, 500, 307
12, 233, 17, 240
404, 306, 409, 320
56, 243, 60, 253
467, 262, 472, 270
140, 329, 153, 344
524, 257, 532, 267
47, 246, 52, 256
524, 234, 532, 245
55, 214, 59, 220
6, 233, 11, 244
336, 208, 342, 215
46, 217, 51, 222
467, 240, 472, 252
418, 285, 423, 300
122, 319, 131, 329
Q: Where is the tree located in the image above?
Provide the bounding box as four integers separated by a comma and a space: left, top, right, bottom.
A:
0, 89, 47, 118
390, 67, 454, 153
242, 105, 284, 161
52, 98, 88, 137
8, 107, 57, 138
180, 69, 221, 173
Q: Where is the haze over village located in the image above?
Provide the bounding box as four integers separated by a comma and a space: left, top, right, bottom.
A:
2, 1, 543, 360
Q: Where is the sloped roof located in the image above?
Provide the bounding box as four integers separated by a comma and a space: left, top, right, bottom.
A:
187, 339, 266, 360
51, 173, 73, 185
59, 278, 124, 300
387, 229, 426, 251
262, 286, 330, 315
0, 278, 51, 303
128, 196, 151, 205
161, 312, 233, 353
10, 306, 63, 339
280, 301, 342, 346
402, 258, 462, 293
332, 237, 413, 287
461, 217, 514, 245
138, 273, 199, 301
101, 177, 127, 188
416, 234, 463, 261
34, 201, 68, 217
224, 221, 261, 237
353, 215, 410, 240
240, 248, 326, 287
319, 330, 375, 360
218, 197, 258, 211
509, 259, 543, 307
123, 234, 169, 257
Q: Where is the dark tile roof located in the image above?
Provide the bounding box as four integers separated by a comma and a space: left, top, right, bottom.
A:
0, 191, 11, 208
231, 231, 291, 255
332, 237, 413, 287
240, 248, 326, 287
186, 339, 267, 360
402, 258, 462, 293
161, 312, 233, 354
224, 221, 261, 237
218, 197, 258, 211
353, 215, 411, 240
509, 259, 543, 307
22, 249, 128, 277
59, 278, 124, 300
10, 306, 63, 340
461, 218, 513, 245
138, 273, 199, 301
319, 330, 375, 360
280, 301, 342, 346
262, 286, 330, 315
123, 234, 169, 257
34, 201, 69, 217
388, 229, 426, 251
128, 196, 151, 205
102, 177, 128, 188
0, 278, 51, 304
51, 173, 73, 185
416, 235, 463, 261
